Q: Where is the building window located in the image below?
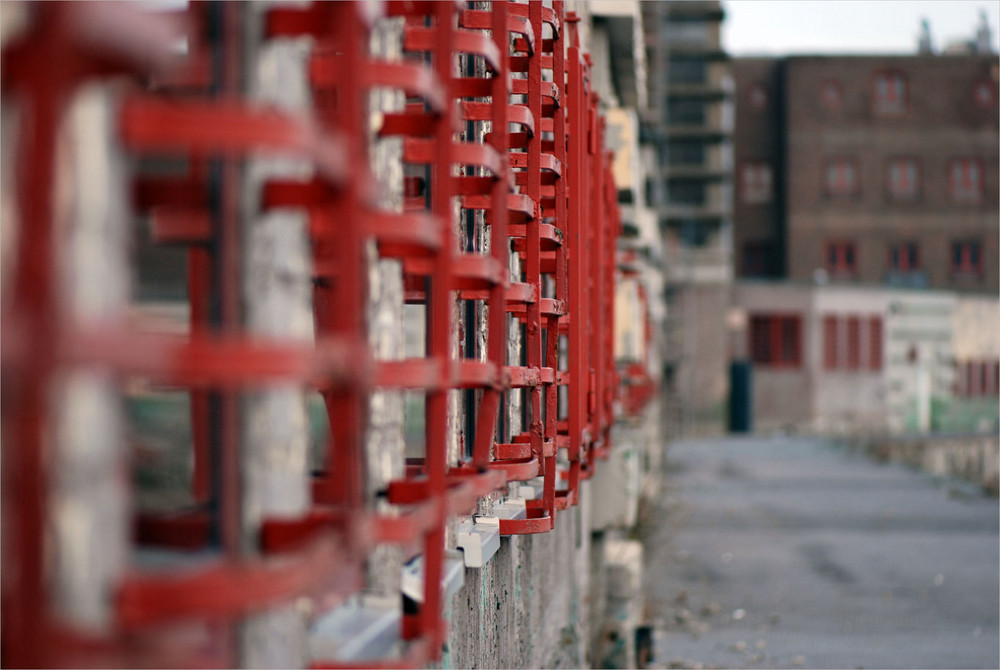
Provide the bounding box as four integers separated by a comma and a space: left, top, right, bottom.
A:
668, 100, 706, 124
846, 316, 861, 370
873, 70, 907, 116
668, 59, 707, 85
747, 83, 768, 111
742, 241, 775, 277
825, 158, 859, 197
887, 242, 920, 272
947, 158, 983, 203
740, 162, 772, 204
661, 20, 711, 45
667, 180, 706, 205
951, 240, 983, 277
749, 314, 802, 368
886, 158, 920, 200
820, 79, 843, 108
826, 240, 857, 276
822, 314, 883, 371
956, 359, 1000, 397
823, 316, 839, 370
973, 80, 996, 108
667, 141, 705, 166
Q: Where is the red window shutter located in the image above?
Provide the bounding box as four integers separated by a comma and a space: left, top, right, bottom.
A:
823, 315, 839, 370
968, 360, 979, 396
868, 317, 883, 370
846, 316, 861, 370
781, 316, 801, 367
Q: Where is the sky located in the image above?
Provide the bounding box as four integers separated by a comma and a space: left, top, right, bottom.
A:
722, 1, 1000, 56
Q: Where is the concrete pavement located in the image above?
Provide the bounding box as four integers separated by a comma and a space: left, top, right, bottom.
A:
643, 436, 999, 669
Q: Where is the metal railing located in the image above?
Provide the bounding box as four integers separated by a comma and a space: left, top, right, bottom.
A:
1, 2, 658, 666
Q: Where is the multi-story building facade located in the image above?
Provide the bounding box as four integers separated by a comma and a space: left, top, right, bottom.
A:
731, 36, 999, 436
733, 281, 999, 435
645, 0, 733, 281
734, 53, 999, 293
642, 0, 734, 433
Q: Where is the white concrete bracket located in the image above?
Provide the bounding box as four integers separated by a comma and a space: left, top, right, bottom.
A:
456, 518, 501, 569
309, 595, 401, 663
400, 552, 465, 604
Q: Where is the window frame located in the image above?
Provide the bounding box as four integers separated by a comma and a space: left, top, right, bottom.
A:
973, 80, 997, 109
820, 78, 844, 109
822, 314, 884, 372
823, 315, 839, 370
741, 240, 775, 277
868, 317, 883, 371
845, 315, 861, 370
951, 239, 983, 278
885, 157, 921, 201
826, 240, 858, 277
824, 157, 860, 198
740, 160, 773, 205
873, 69, 908, 117
749, 313, 802, 369
747, 82, 768, 111
947, 157, 984, 203
887, 241, 921, 272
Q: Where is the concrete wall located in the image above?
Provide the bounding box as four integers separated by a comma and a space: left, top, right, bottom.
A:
732, 282, 812, 431
884, 291, 956, 434
857, 433, 1000, 496
675, 284, 730, 432
953, 295, 1000, 361
811, 287, 891, 433
448, 490, 593, 668
944, 294, 1000, 432
732, 281, 998, 437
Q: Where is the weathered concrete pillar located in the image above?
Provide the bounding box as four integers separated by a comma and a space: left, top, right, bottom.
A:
50, 84, 131, 632
239, 6, 314, 666
365, 13, 406, 597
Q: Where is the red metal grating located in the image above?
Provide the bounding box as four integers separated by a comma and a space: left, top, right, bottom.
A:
1, 2, 657, 667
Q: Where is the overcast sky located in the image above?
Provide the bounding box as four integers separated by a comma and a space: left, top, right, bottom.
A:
722, 1, 1000, 56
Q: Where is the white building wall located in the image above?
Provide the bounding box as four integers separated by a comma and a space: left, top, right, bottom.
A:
812, 287, 892, 434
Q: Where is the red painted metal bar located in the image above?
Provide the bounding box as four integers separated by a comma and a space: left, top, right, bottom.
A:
419, 3, 456, 655
2, 8, 65, 665
548, 1, 577, 508
471, 0, 511, 468
1, 3, 190, 666
566, 32, 591, 491
523, 0, 553, 532
2, 2, 650, 666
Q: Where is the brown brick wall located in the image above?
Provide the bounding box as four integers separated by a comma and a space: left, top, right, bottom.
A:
732, 58, 783, 276
785, 55, 999, 293
733, 54, 999, 293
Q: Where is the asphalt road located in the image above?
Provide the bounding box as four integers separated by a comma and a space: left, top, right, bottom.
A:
643, 436, 999, 670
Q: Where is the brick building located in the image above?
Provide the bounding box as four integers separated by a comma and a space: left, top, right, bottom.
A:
730, 41, 999, 436
733, 53, 999, 293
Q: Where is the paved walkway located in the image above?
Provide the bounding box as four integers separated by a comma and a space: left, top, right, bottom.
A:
644, 436, 999, 669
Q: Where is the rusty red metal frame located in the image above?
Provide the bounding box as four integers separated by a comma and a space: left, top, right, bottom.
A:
1, 2, 654, 667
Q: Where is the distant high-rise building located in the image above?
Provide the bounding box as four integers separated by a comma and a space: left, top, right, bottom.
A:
642, 0, 734, 434
643, 0, 733, 281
